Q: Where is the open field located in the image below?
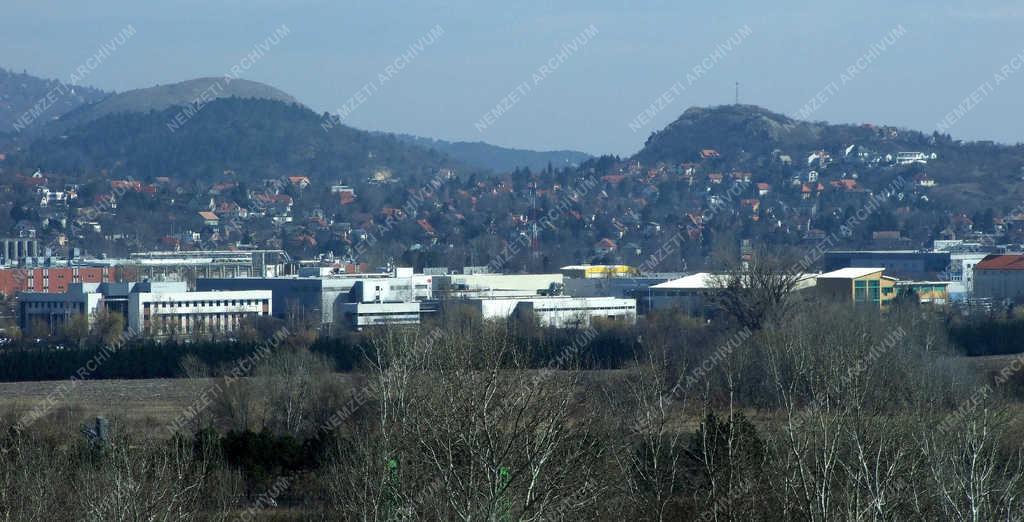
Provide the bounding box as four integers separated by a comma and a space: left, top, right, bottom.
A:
0, 354, 1017, 439
0, 375, 369, 437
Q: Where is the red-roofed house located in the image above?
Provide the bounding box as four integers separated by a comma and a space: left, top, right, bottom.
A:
288, 176, 311, 189
831, 179, 858, 191
198, 211, 219, 226
416, 219, 436, 236
700, 149, 721, 159
594, 238, 617, 255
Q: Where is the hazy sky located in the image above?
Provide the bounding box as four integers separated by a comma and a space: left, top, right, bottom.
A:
4, 0, 1024, 155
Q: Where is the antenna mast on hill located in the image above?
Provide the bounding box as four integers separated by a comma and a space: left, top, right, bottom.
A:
735, 82, 740, 105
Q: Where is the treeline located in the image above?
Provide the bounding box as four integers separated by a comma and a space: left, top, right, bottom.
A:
2, 309, 1023, 383
948, 316, 1024, 356
4, 297, 1024, 520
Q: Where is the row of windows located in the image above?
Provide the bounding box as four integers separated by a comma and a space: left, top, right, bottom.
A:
529, 306, 636, 312
146, 299, 268, 309
24, 301, 82, 309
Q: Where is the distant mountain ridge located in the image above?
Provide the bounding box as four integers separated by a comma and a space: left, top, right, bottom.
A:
13, 97, 451, 182
0, 67, 108, 133
392, 134, 591, 173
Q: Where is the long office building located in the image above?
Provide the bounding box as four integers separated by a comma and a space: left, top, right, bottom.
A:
18, 281, 271, 338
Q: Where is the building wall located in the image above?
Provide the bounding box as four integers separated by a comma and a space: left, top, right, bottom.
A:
647, 288, 709, 316
824, 252, 950, 279
435, 274, 562, 295
974, 269, 1024, 301
816, 272, 896, 308
564, 276, 669, 299
1, 266, 119, 297
18, 291, 102, 332
515, 297, 636, 328
128, 290, 271, 337
340, 302, 421, 329
198, 275, 430, 327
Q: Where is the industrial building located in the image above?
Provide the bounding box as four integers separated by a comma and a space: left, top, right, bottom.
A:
894, 281, 950, 305
973, 254, 1024, 301
197, 267, 433, 329
559, 264, 640, 279
0, 264, 122, 298
646, 273, 718, 316
449, 296, 636, 328
814, 267, 897, 309
431, 273, 563, 298
127, 250, 292, 281
1, 238, 40, 263
18, 281, 271, 338
824, 251, 950, 280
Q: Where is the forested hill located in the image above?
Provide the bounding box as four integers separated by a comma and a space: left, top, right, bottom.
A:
12, 97, 454, 182
0, 67, 108, 133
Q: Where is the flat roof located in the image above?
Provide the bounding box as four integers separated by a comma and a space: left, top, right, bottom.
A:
651, 273, 716, 290
817, 267, 886, 279
826, 250, 945, 255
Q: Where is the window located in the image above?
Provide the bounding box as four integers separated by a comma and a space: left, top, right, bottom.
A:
854, 280, 867, 303
868, 280, 880, 303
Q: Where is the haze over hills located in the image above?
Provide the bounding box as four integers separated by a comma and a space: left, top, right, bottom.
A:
0, 67, 108, 134
392, 134, 591, 173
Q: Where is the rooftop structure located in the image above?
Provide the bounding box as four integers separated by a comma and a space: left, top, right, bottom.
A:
560, 264, 640, 279
128, 250, 292, 281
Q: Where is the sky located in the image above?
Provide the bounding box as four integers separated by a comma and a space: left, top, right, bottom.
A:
3, 0, 1024, 156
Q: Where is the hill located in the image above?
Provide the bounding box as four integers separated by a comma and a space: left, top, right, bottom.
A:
634, 104, 1024, 210
637, 105, 911, 163
39, 77, 298, 137
393, 134, 591, 173
12, 97, 452, 182
0, 67, 108, 133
